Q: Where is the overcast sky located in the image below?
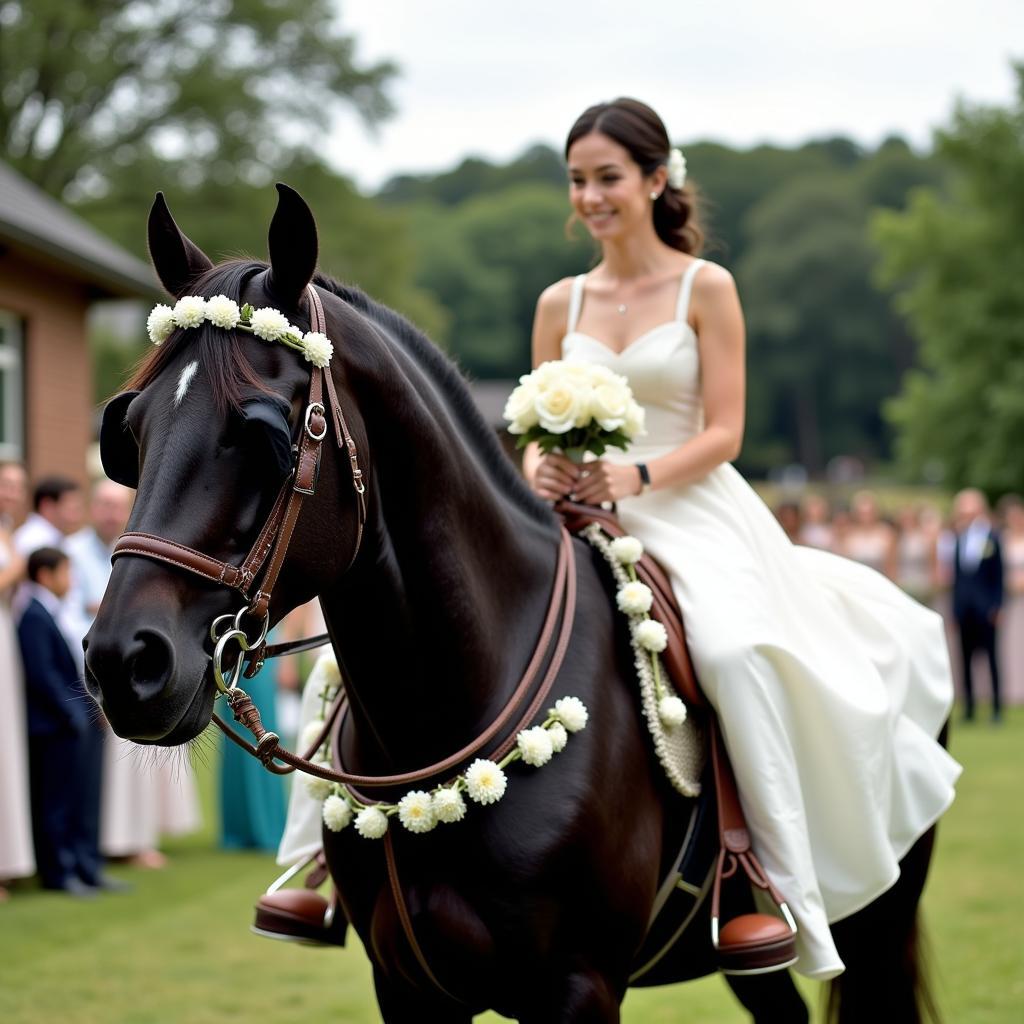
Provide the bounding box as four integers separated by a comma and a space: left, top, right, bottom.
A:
326, 0, 1022, 192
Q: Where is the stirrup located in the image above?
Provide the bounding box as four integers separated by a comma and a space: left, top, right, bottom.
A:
251, 852, 348, 947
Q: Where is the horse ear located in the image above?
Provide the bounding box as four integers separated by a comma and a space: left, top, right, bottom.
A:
99, 391, 141, 489
241, 396, 293, 480
147, 192, 213, 298
267, 182, 318, 312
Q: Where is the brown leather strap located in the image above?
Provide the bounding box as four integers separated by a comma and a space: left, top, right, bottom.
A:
555, 499, 704, 709
112, 531, 258, 590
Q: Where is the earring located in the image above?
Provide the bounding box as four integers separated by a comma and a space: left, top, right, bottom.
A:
650, 191, 660, 201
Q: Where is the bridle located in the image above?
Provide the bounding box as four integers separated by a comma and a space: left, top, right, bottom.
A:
110, 283, 367, 692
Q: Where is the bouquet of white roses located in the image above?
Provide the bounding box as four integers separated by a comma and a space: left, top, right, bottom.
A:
503, 360, 645, 462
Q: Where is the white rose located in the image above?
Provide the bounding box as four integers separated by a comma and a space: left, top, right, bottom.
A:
354, 806, 388, 839
172, 296, 207, 330
534, 381, 589, 435
147, 304, 176, 345
516, 726, 554, 767
590, 381, 630, 431
503, 377, 539, 434
658, 695, 688, 728
616, 581, 654, 615
553, 696, 589, 733
249, 307, 290, 341
623, 400, 646, 440
634, 619, 668, 652
397, 790, 437, 833
205, 295, 241, 329
609, 536, 644, 565
302, 331, 333, 368
322, 794, 352, 832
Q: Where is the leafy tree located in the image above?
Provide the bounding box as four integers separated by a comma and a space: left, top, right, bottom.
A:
0, 0, 395, 199
874, 65, 1024, 497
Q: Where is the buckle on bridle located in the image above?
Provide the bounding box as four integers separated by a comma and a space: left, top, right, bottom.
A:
304, 402, 327, 441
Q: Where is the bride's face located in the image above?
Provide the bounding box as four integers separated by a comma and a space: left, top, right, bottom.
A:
567, 131, 660, 242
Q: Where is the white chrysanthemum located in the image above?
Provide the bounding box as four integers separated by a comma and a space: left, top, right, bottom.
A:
616, 581, 654, 615
249, 306, 291, 341
548, 722, 568, 753
516, 726, 554, 767
667, 147, 687, 189
432, 787, 467, 824
205, 295, 241, 329
147, 304, 176, 345
354, 806, 388, 839
554, 696, 589, 733
322, 794, 352, 832
609, 536, 644, 565
302, 331, 333, 368
172, 296, 207, 330
299, 719, 327, 756
397, 790, 437, 833
658, 695, 688, 728
464, 759, 508, 805
303, 766, 333, 801
319, 652, 341, 690
634, 619, 668, 653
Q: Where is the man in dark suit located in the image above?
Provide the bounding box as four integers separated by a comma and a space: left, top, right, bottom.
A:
952, 489, 1004, 722
18, 547, 101, 895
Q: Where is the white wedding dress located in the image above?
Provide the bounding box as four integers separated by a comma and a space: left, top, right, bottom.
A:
562, 260, 962, 980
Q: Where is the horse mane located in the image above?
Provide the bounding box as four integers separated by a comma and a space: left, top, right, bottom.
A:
125, 260, 550, 523
312, 271, 552, 525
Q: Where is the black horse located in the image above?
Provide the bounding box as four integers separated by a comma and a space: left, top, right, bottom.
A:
85, 185, 940, 1023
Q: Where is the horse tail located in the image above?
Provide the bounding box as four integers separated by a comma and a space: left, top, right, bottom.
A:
825, 825, 941, 1024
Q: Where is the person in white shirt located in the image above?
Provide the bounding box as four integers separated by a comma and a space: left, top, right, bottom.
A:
12, 476, 84, 558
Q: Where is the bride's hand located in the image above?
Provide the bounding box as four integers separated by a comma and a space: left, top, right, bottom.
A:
573, 460, 643, 504
529, 452, 581, 500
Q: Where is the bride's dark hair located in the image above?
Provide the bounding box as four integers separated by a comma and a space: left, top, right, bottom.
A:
565, 97, 703, 254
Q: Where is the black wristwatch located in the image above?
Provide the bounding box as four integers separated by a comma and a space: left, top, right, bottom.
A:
636, 463, 651, 493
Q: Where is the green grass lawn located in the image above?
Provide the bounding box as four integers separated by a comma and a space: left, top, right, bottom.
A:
1, 710, 1021, 1023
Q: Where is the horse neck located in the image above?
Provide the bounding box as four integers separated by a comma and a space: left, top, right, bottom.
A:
319, 343, 560, 773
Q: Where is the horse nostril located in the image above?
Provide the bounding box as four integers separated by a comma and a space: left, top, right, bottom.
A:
127, 629, 175, 702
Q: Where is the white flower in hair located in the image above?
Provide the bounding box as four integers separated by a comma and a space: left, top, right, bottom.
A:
554, 696, 589, 733
667, 147, 687, 189
609, 536, 644, 565
322, 794, 352, 832
517, 726, 554, 767
658, 695, 688, 728
397, 790, 437, 833
548, 722, 568, 752
302, 331, 333, 369
432, 786, 467, 823
634, 619, 668, 653
464, 759, 508, 805
205, 295, 241, 329
172, 296, 207, 329
354, 806, 388, 839
147, 304, 176, 345
616, 581, 653, 615
249, 306, 291, 341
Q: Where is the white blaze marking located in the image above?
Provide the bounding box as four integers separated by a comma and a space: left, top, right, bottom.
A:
174, 360, 199, 407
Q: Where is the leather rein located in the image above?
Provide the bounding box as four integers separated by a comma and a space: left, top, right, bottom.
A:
109, 283, 578, 793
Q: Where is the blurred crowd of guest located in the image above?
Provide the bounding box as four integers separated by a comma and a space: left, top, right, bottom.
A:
775, 487, 1024, 721
0, 465, 200, 902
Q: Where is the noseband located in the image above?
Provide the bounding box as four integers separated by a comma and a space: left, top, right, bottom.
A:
110, 284, 367, 689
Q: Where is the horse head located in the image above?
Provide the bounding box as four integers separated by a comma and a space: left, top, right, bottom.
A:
85, 185, 366, 744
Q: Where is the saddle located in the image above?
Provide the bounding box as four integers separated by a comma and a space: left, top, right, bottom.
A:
254, 501, 797, 976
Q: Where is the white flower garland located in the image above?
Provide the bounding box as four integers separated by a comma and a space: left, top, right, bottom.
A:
301, 652, 589, 839
147, 295, 333, 369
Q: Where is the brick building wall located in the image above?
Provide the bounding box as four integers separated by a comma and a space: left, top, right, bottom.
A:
0, 247, 93, 483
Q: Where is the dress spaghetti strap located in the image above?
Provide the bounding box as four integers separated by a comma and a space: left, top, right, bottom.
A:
567, 274, 587, 334
675, 259, 706, 323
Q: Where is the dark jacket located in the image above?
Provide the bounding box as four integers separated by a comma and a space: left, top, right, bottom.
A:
17, 596, 90, 737
952, 527, 1004, 622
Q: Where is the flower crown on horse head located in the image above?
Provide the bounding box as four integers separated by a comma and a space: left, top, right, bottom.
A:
146, 295, 333, 369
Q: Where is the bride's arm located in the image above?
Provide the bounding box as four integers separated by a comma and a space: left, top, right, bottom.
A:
522, 280, 581, 500
574, 264, 745, 503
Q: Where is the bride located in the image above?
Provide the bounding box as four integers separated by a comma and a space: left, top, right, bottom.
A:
523, 97, 961, 980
